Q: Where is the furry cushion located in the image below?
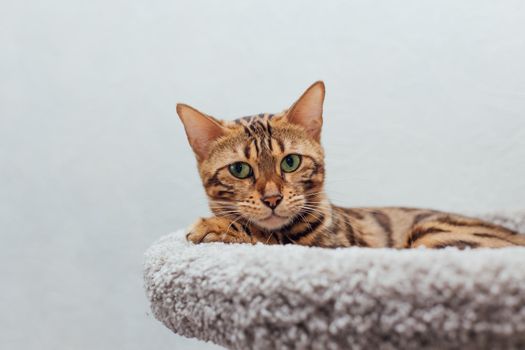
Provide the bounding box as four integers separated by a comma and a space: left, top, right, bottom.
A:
144, 212, 525, 349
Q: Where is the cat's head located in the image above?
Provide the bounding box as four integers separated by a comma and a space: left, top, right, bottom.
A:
177, 81, 326, 231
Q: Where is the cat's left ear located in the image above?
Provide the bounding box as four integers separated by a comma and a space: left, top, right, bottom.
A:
285, 81, 325, 142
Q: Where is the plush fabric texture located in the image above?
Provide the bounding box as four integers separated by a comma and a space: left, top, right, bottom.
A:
144, 212, 525, 350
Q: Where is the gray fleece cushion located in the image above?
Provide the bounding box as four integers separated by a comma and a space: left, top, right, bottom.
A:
143, 212, 525, 349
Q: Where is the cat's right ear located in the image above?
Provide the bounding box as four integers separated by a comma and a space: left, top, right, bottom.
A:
176, 104, 225, 161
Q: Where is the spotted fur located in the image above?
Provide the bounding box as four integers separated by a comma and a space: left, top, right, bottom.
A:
177, 81, 525, 249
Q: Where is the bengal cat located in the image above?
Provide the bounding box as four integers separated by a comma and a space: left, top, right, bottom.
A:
176, 81, 525, 249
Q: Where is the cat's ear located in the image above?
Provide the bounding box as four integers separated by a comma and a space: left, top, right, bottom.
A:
176, 103, 225, 161
285, 81, 325, 141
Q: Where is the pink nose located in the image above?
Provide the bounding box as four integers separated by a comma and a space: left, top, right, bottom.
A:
261, 194, 283, 209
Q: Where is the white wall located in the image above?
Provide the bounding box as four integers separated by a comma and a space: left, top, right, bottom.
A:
1, 1, 524, 349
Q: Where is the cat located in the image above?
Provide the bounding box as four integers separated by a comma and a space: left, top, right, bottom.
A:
176, 81, 525, 248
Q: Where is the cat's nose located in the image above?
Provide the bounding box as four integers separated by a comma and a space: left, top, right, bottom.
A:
261, 194, 283, 209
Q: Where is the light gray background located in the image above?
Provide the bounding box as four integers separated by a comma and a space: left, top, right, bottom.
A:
1, 1, 524, 349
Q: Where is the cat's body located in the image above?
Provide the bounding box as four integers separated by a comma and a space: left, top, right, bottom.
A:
187, 205, 524, 248
177, 82, 525, 249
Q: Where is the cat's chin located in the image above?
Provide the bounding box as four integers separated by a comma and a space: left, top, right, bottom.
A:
254, 213, 290, 231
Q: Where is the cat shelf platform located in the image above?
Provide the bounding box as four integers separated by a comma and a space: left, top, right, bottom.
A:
143, 212, 525, 349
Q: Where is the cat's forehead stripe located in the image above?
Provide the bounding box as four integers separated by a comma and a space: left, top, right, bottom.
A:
231, 113, 283, 159
234, 112, 275, 125
243, 142, 251, 159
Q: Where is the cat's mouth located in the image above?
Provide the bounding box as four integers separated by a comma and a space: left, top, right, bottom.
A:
256, 213, 289, 230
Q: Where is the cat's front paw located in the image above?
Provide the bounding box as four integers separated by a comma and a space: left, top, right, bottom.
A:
186, 217, 254, 244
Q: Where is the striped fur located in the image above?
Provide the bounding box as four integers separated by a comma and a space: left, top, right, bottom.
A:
177, 82, 525, 249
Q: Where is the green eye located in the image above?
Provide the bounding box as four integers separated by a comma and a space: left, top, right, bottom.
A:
229, 162, 252, 179
281, 154, 302, 173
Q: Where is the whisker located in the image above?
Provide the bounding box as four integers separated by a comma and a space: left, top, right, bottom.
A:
301, 209, 327, 222
265, 231, 275, 244
225, 216, 244, 236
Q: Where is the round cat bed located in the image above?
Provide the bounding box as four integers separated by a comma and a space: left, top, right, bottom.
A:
144, 212, 525, 349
